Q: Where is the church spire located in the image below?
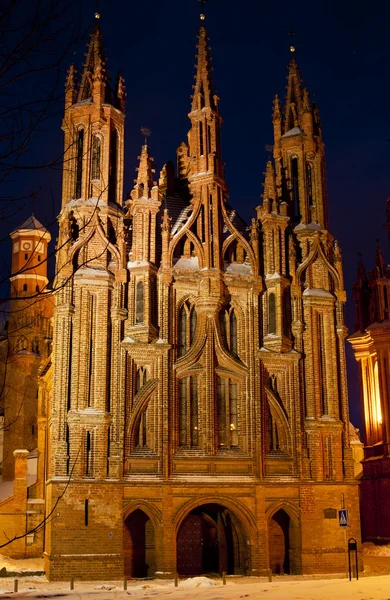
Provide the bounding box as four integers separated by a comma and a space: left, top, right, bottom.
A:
132, 144, 156, 200
78, 13, 109, 104
191, 20, 217, 112
186, 18, 223, 180
284, 50, 303, 133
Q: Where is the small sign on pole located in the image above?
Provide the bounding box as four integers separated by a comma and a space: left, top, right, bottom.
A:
338, 509, 349, 527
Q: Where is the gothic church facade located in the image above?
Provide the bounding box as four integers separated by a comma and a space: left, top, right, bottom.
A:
33, 16, 361, 579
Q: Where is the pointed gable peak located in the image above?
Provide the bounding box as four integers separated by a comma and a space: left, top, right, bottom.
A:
191, 23, 217, 112
132, 145, 156, 200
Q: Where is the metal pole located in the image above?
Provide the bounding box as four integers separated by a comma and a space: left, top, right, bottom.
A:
174, 572, 178, 587
13, 579, 18, 593
341, 493, 348, 578
222, 571, 226, 585
70, 577, 74, 590
123, 577, 127, 590
267, 569, 272, 582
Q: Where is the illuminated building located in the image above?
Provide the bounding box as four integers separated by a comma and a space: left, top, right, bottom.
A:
1, 14, 361, 578
349, 203, 390, 541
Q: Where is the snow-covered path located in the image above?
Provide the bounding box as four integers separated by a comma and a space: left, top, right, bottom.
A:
1, 575, 390, 600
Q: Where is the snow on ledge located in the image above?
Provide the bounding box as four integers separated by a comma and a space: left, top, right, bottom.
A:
303, 288, 334, 298
224, 262, 252, 275
173, 256, 199, 270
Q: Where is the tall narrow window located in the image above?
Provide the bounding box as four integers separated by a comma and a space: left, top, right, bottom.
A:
230, 310, 237, 356
88, 294, 96, 407
190, 377, 199, 446
178, 301, 197, 357
207, 124, 212, 154
109, 129, 117, 203
135, 281, 144, 324
179, 378, 187, 446
85, 430, 92, 477
92, 135, 101, 180
291, 157, 300, 220
306, 162, 313, 205
190, 306, 197, 345
268, 293, 276, 334
217, 377, 239, 448
288, 107, 295, 131
178, 306, 187, 357
75, 129, 84, 199
150, 276, 157, 327
318, 312, 327, 415
179, 376, 199, 447
220, 305, 238, 356
199, 121, 204, 156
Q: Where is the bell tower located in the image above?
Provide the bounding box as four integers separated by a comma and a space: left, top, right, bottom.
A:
49, 13, 127, 484
1, 215, 52, 481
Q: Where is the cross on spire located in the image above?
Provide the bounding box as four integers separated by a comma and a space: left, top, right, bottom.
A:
140, 127, 151, 146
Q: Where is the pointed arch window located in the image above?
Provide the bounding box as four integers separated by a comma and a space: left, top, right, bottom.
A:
179, 376, 199, 447
306, 162, 313, 205
109, 128, 118, 203
178, 301, 197, 357
135, 281, 144, 324
136, 367, 147, 393
92, 135, 101, 180
291, 157, 300, 220
220, 305, 238, 356
268, 293, 276, 335
217, 377, 238, 448
75, 129, 84, 199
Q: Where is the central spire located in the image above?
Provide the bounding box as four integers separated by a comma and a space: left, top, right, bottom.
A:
191, 22, 217, 112
185, 20, 224, 181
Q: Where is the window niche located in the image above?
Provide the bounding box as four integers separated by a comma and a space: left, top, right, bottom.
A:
178, 376, 199, 448
217, 376, 239, 449
178, 301, 197, 357
219, 305, 238, 356
135, 281, 144, 325
91, 135, 101, 180
75, 128, 84, 199
268, 293, 276, 335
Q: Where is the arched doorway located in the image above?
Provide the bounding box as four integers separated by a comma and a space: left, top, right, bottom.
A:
176, 503, 247, 576
268, 508, 301, 575
269, 509, 290, 574
124, 509, 155, 578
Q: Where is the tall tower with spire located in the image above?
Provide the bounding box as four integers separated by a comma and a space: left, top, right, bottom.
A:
35, 13, 361, 581
0, 215, 52, 481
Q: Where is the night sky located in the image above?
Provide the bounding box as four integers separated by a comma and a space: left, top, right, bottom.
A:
3, 0, 390, 429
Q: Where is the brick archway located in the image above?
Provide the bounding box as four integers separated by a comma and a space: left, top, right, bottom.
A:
176, 502, 251, 576
123, 508, 156, 578
267, 504, 302, 575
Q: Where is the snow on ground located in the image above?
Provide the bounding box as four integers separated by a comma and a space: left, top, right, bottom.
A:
1, 575, 390, 600
0, 554, 44, 573
363, 543, 390, 556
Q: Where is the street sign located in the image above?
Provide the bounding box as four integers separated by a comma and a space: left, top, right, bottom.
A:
338, 509, 349, 527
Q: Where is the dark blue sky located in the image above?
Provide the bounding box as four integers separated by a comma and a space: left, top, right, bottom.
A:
5, 0, 390, 429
